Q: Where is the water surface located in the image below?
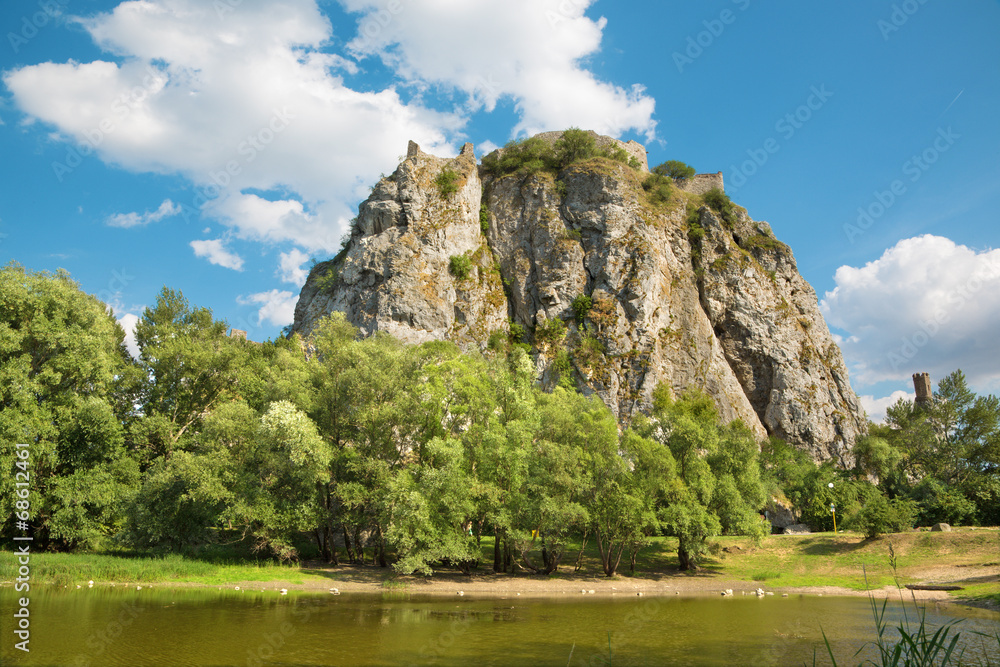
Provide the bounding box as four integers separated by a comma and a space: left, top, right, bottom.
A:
2, 586, 997, 666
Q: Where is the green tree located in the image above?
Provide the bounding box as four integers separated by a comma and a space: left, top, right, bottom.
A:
0, 264, 139, 548
648, 386, 767, 570
653, 160, 696, 181
554, 127, 598, 168
131, 288, 244, 462
385, 438, 478, 575
880, 370, 1000, 525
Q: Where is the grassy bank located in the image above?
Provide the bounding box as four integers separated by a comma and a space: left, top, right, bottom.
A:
2, 528, 997, 605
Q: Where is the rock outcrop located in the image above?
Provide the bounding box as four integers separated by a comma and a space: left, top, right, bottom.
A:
292, 132, 867, 461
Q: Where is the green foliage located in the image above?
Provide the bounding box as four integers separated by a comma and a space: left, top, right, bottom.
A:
479, 202, 489, 234
641, 172, 673, 207
553, 127, 599, 167
643, 387, 768, 570
508, 322, 525, 344
703, 188, 737, 226
448, 254, 473, 280
573, 333, 604, 369
571, 293, 593, 324
482, 128, 639, 179
534, 316, 567, 348
653, 160, 696, 181
481, 137, 556, 177
0, 264, 139, 548
435, 168, 460, 198
872, 369, 1000, 526
313, 265, 338, 293
849, 494, 918, 539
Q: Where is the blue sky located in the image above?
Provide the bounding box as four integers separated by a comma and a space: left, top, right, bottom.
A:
1, 0, 998, 420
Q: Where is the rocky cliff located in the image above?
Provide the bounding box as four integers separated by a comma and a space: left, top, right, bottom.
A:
292, 132, 866, 461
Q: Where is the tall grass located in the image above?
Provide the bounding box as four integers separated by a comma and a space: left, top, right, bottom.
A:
0, 551, 306, 586
814, 543, 999, 666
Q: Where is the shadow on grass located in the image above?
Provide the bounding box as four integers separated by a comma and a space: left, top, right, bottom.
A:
799, 537, 868, 556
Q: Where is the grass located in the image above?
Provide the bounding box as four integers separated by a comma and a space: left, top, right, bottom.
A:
0, 551, 318, 587
4, 529, 997, 601
814, 544, 1000, 666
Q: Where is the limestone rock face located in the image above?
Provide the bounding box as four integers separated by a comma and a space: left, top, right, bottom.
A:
293, 142, 507, 347
292, 135, 867, 461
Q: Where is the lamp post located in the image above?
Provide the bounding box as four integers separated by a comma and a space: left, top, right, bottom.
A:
828, 482, 837, 533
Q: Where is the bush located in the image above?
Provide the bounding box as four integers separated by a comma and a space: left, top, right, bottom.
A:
571, 294, 592, 324
487, 329, 507, 352
535, 317, 567, 347
448, 254, 472, 280
574, 333, 604, 368
703, 188, 736, 226
435, 169, 460, 198
479, 203, 489, 234
508, 322, 525, 344
554, 127, 599, 168
481, 137, 556, 177
653, 160, 696, 181
642, 173, 672, 207
850, 494, 917, 539
911, 478, 977, 527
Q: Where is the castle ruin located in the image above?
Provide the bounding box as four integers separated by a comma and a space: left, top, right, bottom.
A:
913, 372, 933, 406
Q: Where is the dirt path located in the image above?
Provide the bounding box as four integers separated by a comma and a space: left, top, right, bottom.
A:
214, 562, 998, 607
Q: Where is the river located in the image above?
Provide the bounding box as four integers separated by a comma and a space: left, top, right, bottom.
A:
2, 587, 997, 666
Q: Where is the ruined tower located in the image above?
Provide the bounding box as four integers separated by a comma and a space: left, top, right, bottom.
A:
913, 372, 932, 406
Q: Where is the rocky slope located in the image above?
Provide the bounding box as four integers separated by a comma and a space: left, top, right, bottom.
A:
292, 133, 866, 461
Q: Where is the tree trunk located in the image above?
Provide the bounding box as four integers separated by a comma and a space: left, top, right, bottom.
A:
343, 525, 355, 564
574, 529, 589, 573
493, 531, 503, 573
677, 544, 698, 571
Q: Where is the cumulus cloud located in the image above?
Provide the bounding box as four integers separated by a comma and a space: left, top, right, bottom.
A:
107, 199, 181, 228
278, 248, 310, 287
821, 235, 1000, 388
190, 238, 244, 271
117, 313, 141, 358
859, 390, 914, 424
343, 0, 657, 140
3, 0, 656, 287
238, 289, 297, 327
3, 0, 460, 254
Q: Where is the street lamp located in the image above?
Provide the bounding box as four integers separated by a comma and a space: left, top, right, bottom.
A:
828, 483, 837, 533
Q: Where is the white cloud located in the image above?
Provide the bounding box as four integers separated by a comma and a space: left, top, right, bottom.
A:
3, 0, 657, 286
343, 0, 657, 140
117, 313, 141, 358
190, 238, 244, 270
107, 198, 180, 228
279, 248, 310, 287
821, 235, 1000, 388
859, 390, 914, 424
3, 0, 461, 255
238, 289, 297, 327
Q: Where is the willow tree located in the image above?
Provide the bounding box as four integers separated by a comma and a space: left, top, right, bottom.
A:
0, 264, 139, 549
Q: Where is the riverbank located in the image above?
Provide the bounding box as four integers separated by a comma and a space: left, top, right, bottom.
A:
3, 529, 997, 610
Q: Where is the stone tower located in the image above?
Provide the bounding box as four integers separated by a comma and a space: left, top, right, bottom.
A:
913, 372, 932, 406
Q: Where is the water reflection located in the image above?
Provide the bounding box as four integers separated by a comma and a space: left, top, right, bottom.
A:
1, 586, 996, 666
